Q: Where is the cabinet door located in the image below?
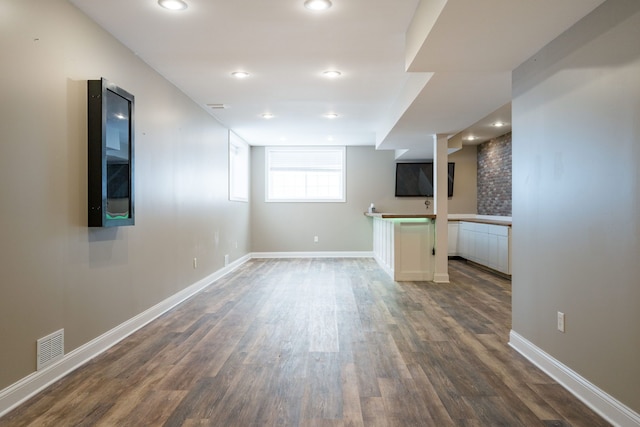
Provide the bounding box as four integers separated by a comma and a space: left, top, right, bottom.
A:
487, 233, 499, 270
448, 222, 459, 256
475, 229, 489, 265
468, 227, 477, 262
459, 222, 473, 259
496, 234, 509, 273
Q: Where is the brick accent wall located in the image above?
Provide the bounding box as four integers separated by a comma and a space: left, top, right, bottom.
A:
477, 133, 512, 216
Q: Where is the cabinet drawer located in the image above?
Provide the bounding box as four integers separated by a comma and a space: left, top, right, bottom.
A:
460, 221, 489, 233
487, 224, 509, 237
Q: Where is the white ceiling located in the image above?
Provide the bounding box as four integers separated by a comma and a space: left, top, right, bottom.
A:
69, 0, 606, 159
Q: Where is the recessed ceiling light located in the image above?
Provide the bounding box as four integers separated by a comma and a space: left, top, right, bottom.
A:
304, 0, 332, 11
324, 113, 339, 119
262, 113, 274, 119
328, 136, 334, 141
158, 0, 188, 11
465, 135, 477, 141
492, 121, 506, 127
231, 71, 250, 79
323, 70, 342, 78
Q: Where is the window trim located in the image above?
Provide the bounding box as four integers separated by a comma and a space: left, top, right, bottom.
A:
265, 146, 346, 203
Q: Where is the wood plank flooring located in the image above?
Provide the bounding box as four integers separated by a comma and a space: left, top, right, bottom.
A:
0, 258, 610, 426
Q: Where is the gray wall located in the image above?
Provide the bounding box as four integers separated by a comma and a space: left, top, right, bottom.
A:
512, 0, 640, 413
250, 145, 477, 252
0, 0, 481, 397
449, 145, 478, 215
0, 0, 250, 390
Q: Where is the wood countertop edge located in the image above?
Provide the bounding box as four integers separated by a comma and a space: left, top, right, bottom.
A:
363, 213, 511, 226
364, 213, 437, 219
448, 218, 512, 227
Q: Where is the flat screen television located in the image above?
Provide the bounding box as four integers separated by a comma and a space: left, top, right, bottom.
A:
87, 78, 135, 227
395, 162, 455, 197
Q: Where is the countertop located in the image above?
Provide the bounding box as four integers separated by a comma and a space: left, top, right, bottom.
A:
448, 218, 512, 227
364, 213, 437, 219
364, 213, 511, 226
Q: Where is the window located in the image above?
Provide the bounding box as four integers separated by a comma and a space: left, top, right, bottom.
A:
229, 132, 249, 202
266, 146, 346, 202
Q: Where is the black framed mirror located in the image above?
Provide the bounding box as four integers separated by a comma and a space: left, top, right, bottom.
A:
87, 78, 135, 227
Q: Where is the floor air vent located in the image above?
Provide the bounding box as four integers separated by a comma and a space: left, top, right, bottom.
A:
37, 329, 64, 370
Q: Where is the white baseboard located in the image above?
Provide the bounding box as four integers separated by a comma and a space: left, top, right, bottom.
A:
509, 330, 640, 427
251, 251, 373, 259
432, 273, 450, 283
0, 254, 251, 418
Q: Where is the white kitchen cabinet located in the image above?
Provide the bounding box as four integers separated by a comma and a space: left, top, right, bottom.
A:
371, 215, 436, 281
457, 221, 511, 275
448, 222, 459, 256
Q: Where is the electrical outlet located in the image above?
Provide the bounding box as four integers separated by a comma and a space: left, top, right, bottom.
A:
557, 311, 565, 332
224, 254, 229, 266
193, 257, 197, 269
314, 236, 319, 243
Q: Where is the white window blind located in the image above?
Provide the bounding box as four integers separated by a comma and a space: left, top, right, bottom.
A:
266, 146, 346, 202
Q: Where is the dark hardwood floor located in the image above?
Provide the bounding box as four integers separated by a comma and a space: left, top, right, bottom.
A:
0, 258, 610, 426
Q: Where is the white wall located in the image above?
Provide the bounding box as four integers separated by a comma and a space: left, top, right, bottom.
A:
512, 0, 640, 414
0, 0, 250, 391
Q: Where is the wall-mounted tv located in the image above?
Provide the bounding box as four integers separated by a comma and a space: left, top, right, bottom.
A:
395, 162, 455, 197
87, 78, 135, 227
